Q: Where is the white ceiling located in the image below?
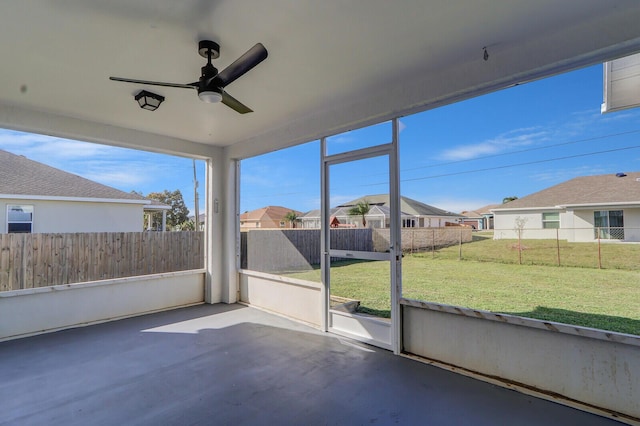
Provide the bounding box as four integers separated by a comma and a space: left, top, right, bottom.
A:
1, 1, 640, 159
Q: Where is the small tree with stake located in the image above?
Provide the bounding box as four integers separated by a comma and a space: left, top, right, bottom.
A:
348, 199, 371, 228
284, 211, 299, 228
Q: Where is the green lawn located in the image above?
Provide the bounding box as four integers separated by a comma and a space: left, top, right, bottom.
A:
288, 255, 640, 335
432, 232, 640, 270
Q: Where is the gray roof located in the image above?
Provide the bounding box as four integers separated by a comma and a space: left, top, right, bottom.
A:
0, 149, 149, 203
338, 194, 461, 217
494, 172, 640, 210
461, 204, 501, 218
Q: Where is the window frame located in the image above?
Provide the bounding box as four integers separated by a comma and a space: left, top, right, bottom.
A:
7, 204, 34, 233
594, 210, 624, 239
541, 211, 560, 229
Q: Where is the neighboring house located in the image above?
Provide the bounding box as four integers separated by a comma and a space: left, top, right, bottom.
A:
188, 213, 206, 231
0, 149, 169, 233
299, 194, 462, 229
492, 172, 640, 242
240, 206, 302, 230
460, 204, 500, 230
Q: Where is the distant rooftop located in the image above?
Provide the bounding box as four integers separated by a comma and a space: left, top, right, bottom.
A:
494, 172, 640, 210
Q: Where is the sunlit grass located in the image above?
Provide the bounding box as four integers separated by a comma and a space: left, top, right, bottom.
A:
431, 232, 640, 270
288, 255, 640, 335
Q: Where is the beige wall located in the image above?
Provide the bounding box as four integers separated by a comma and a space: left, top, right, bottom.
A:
495, 208, 640, 242
1, 199, 144, 233
239, 270, 322, 328
0, 271, 205, 341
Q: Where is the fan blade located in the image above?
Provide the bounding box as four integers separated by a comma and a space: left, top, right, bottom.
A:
109, 76, 197, 89
221, 91, 253, 114
212, 43, 268, 88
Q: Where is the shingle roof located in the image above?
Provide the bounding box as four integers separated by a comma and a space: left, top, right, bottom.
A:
494, 172, 640, 210
240, 206, 302, 222
0, 149, 148, 202
338, 194, 461, 217
461, 204, 501, 217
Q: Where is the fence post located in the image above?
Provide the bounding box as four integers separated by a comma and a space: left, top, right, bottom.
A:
597, 227, 602, 269
458, 227, 462, 260
432, 228, 435, 259
556, 228, 561, 266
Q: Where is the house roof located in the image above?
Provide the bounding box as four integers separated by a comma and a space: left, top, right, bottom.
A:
493, 172, 640, 210
0, 149, 150, 204
240, 206, 302, 223
461, 204, 501, 217
339, 194, 462, 217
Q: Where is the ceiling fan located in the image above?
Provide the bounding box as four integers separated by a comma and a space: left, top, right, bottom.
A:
110, 40, 268, 114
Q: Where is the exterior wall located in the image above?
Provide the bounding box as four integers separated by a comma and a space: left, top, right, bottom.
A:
493, 211, 547, 239
1, 199, 144, 233
495, 208, 640, 242
402, 303, 640, 421
0, 270, 205, 341
299, 215, 460, 229
240, 219, 296, 230
624, 208, 640, 241
494, 210, 572, 240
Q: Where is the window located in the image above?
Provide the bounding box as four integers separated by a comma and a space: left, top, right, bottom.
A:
402, 218, 416, 228
542, 212, 560, 229
7, 205, 34, 233
280, 221, 286, 228
594, 210, 624, 239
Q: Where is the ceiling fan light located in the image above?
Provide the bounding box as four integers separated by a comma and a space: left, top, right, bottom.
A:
198, 90, 223, 103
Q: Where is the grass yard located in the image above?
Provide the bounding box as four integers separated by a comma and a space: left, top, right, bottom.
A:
288, 255, 640, 335
433, 232, 640, 270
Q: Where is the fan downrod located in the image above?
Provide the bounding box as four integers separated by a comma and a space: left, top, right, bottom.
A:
198, 40, 220, 59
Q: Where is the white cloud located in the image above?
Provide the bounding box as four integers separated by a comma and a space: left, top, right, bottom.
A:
529, 165, 609, 183
0, 129, 197, 196
437, 128, 549, 161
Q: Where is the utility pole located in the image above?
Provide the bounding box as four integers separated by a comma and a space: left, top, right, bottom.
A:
193, 159, 200, 231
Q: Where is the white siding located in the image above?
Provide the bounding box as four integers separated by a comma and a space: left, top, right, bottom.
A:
1, 199, 144, 233
494, 208, 640, 242
493, 211, 547, 239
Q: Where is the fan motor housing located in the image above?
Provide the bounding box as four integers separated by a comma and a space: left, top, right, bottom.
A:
199, 40, 220, 59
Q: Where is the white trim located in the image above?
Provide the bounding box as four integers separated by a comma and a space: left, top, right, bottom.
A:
0, 269, 206, 298
493, 202, 640, 213
559, 202, 640, 209
0, 194, 151, 205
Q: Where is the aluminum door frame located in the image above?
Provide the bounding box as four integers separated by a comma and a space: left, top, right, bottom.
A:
320, 118, 402, 353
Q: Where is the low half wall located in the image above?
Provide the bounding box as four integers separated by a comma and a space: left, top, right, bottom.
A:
239, 270, 322, 328
0, 270, 205, 341
402, 299, 640, 422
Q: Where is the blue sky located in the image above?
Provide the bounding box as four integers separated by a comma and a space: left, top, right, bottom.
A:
0, 130, 207, 214
2, 64, 640, 215
241, 64, 640, 213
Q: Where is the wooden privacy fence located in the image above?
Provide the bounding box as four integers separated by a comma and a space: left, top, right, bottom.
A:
0, 232, 204, 292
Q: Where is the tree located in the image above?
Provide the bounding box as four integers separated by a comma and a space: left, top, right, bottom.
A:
503, 196, 518, 204
284, 211, 299, 228
147, 189, 190, 230
347, 199, 371, 227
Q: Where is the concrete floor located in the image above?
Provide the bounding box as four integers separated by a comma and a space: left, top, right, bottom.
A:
0, 304, 625, 426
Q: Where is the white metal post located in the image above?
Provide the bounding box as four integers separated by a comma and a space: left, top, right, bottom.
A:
390, 117, 402, 355
320, 137, 330, 332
